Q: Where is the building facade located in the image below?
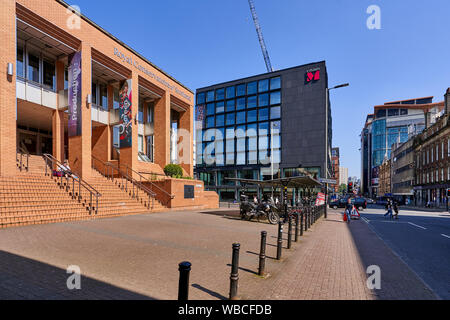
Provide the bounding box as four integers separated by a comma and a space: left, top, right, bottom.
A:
390, 140, 415, 204
194, 62, 331, 200
413, 89, 450, 207
339, 167, 348, 187
378, 158, 391, 197
1, 0, 195, 180
361, 97, 444, 198
331, 147, 340, 193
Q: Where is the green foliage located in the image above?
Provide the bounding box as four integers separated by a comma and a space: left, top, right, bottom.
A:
164, 164, 184, 178
339, 184, 347, 194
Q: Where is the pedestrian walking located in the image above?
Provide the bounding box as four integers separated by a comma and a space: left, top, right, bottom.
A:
393, 201, 399, 220
384, 199, 393, 220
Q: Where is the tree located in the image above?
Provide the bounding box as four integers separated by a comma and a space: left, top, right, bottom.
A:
339, 184, 347, 195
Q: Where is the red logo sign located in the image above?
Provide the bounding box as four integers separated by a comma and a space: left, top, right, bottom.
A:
305, 69, 320, 84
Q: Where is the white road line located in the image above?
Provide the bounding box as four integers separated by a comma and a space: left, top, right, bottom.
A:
362, 217, 370, 224
408, 222, 427, 230
441, 234, 450, 239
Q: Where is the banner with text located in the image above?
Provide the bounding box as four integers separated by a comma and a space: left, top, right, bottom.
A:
68, 51, 82, 137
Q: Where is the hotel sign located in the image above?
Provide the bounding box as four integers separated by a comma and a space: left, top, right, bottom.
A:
113, 48, 191, 102
305, 67, 321, 84
68, 51, 82, 137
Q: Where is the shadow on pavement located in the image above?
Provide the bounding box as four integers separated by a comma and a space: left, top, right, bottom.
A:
192, 283, 227, 300
0, 251, 155, 300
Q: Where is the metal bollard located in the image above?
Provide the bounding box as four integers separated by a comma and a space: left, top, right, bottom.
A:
229, 243, 240, 300
276, 222, 283, 260
300, 211, 304, 236
178, 261, 191, 300
287, 216, 292, 249
295, 213, 299, 242
258, 231, 267, 276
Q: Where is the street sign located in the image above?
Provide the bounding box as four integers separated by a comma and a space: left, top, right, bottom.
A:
319, 178, 337, 184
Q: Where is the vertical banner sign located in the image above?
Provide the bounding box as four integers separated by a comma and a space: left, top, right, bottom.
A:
315, 192, 325, 206
68, 51, 82, 137
119, 79, 132, 148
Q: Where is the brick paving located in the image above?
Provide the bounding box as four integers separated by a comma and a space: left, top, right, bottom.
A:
0, 209, 438, 300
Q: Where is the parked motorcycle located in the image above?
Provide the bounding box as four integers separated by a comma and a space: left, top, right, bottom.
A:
239, 195, 279, 224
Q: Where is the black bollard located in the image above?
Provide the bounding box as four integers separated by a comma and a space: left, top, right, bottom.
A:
287, 216, 293, 249
300, 211, 304, 236
258, 231, 267, 276
276, 222, 283, 260
295, 213, 299, 242
178, 261, 191, 300
229, 243, 240, 300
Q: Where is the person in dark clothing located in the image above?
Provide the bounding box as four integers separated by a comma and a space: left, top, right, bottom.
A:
393, 201, 399, 220
384, 199, 393, 219
345, 198, 353, 223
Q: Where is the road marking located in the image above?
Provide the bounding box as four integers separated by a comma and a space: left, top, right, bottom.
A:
362, 217, 370, 224
408, 222, 427, 230
441, 234, 450, 239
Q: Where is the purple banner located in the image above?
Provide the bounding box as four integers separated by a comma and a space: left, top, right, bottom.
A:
68, 51, 82, 137
119, 79, 132, 148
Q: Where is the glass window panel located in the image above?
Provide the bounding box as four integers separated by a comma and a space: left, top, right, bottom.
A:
248, 151, 257, 164
248, 137, 257, 151
113, 88, 120, 109
247, 123, 257, 137
236, 111, 246, 124
270, 91, 281, 105
236, 84, 246, 96
236, 152, 246, 165
259, 122, 269, 136
43, 60, 56, 91
247, 81, 257, 95
138, 135, 144, 153
138, 101, 144, 123
259, 150, 270, 164
216, 114, 225, 127
400, 109, 408, 115
236, 125, 246, 138
226, 127, 236, 139
271, 121, 281, 135
271, 106, 281, 119
376, 109, 386, 118
226, 99, 235, 112
91, 82, 97, 105
226, 140, 235, 153
17, 47, 24, 78
216, 101, 225, 113
226, 86, 235, 99
236, 98, 246, 110
237, 138, 246, 152
272, 149, 281, 164
270, 77, 281, 90
388, 109, 399, 117
259, 136, 269, 150
197, 92, 206, 104
259, 108, 269, 121
258, 79, 269, 92
216, 153, 224, 166
100, 84, 108, 110
28, 52, 40, 83
226, 113, 235, 125
272, 135, 281, 149
206, 90, 215, 102
147, 104, 154, 123
206, 116, 214, 128
247, 110, 257, 122
215, 140, 224, 153
247, 95, 257, 109
216, 88, 225, 101
258, 93, 269, 107
216, 127, 225, 140
226, 153, 235, 165
206, 103, 215, 115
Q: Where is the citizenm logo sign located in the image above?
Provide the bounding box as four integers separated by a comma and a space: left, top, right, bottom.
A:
305, 68, 321, 84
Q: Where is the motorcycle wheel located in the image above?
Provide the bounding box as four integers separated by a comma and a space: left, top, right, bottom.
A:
268, 212, 280, 225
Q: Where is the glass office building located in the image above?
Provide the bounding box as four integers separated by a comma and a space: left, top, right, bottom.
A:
195, 62, 330, 201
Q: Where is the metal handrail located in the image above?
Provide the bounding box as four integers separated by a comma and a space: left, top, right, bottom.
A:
120, 163, 175, 201
43, 154, 101, 215
16, 146, 29, 172
91, 156, 157, 209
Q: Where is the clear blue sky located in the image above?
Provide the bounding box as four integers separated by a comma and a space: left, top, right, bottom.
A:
74, 0, 450, 177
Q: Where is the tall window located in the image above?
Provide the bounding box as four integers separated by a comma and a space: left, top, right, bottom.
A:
27, 52, 40, 83
138, 101, 144, 123
113, 88, 120, 109
17, 47, 24, 78
99, 83, 108, 110
147, 104, 154, 123
138, 135, 144, 153
43, 59, 55, 91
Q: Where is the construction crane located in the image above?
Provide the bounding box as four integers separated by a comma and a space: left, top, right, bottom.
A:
248, 0, 274, 73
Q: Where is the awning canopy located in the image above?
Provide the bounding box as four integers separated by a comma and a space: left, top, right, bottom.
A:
225, 176, 323, 188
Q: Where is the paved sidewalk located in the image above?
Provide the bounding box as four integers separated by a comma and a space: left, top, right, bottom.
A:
0, 209, 438, 300
239, 211, 438, 300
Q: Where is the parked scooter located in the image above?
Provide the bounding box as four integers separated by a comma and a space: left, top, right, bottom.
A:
239, 195, 279, 224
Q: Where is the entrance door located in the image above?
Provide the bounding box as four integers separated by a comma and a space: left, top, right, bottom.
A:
19, 132, 37, 154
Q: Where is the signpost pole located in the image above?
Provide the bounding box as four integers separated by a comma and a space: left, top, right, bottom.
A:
324, 183, 328, 219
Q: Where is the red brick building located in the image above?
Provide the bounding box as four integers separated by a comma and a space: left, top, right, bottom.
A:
331, 147, 340, 193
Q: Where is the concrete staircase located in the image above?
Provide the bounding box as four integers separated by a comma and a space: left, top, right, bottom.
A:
0, 155, 167, 229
